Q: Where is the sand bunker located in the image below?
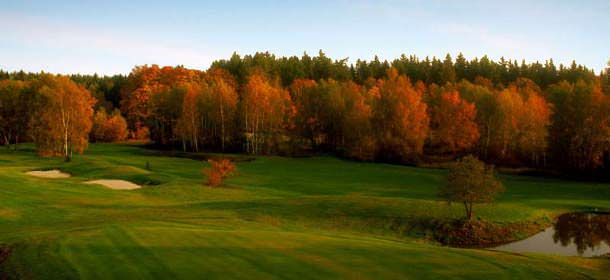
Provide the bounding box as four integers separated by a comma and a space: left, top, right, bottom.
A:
26, 170, 71, 178
85, 179, 141, 190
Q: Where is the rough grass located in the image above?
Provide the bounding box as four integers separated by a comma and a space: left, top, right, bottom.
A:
0, 143, 609, 279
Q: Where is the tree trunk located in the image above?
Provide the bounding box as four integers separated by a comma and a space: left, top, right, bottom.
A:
192, 111, 198, 153
245, 109, 250, 154
484, 120, 491, 159
60, 101, 69, 160
220, 98, 225, 152
464, 202, 473, 220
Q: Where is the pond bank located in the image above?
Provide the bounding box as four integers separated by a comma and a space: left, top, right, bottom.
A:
492, 212, 610, 257
434, 218, 551, 248
436, 212, 610, 257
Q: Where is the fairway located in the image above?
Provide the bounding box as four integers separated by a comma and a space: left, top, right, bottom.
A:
0, 143, 608, 279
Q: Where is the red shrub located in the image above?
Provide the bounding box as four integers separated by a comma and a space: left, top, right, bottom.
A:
203, 159, 236, 187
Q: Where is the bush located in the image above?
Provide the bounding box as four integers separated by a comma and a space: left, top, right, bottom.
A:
91, 109, 128, 142
130, 126, 150, 141
103, 114, 128, 142
203, 159, 236, 187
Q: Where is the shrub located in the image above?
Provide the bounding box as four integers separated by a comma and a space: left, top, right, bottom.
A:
102, 113, 128, 142
203, 159, 236, 187
91, 109, 128, 142
130, 126, 150, 141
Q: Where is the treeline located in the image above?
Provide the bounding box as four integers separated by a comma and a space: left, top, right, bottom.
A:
211, 51, 598, 88
0, 75, 95, 160
1, 52, 609, 175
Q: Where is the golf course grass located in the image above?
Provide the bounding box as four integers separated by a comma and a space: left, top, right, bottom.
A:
0, 143, 608, 279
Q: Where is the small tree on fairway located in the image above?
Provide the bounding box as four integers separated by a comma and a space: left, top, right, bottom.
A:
438, 155, 503, 220
203, 159, 236, 187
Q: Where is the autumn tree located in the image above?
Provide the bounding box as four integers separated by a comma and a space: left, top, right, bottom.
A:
310, 80, 344, 149
548, 80, 610, 171
92, 109, 129, 142
338, 81, 375, 160
290, 79, 326, 148
206, 69, 238, 151
371, 68, 429, 162
457, 80, 499, 159
176, 82, 203, 151
438, 155, 504, 220
494, 87, 523, 159
203, 158, 236, 187
517, 92, 551, 166
149, 86, 185, 145
92, 109, 108, 142
483, 79, 551, 165
0, 80, 29, 149
241, 71, 292, 154
435, 90, 479, 153
30, 75, 95, 161
120, 65, 161, 131
102, 110, 129, 142
121, 65, 201, 145
289, 79, 373, 158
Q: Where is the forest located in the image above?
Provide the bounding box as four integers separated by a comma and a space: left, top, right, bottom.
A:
1, 51, 609, 176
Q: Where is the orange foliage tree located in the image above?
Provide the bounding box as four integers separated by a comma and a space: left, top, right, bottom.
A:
30, 75, 95, 161
456, 80, 498, 159
203, 158, 236, 187
120, 65, 161, 130
333, 81, 375, 160
518, 93, 551, 165
548, 80, 609, 171
206, 69, 238, 151
92, 109, 129, 142
495, 87, 522, 159
121, 65, 201, 144
103, 111, 129, 142
92, 109, 108, 142
241, 71, 292, 154
493, 80, 551, 164
176, 82, 204, 151
289, 79, 322, 148
436, 91, 479, 153
0, 80, 28, 149
371, 68, 429, 162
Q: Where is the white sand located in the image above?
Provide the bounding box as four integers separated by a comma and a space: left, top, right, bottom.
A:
85, 179, 141, 190
26, 170, 71, 178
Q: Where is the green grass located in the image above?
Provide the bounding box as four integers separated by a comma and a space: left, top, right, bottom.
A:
0, 143, 608, 279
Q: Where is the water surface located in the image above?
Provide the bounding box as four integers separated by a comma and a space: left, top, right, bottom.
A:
493, 213, 610, 257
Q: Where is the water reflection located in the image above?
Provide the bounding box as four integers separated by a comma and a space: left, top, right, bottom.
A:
493, 213, 610, 257
553, 212, 610, 255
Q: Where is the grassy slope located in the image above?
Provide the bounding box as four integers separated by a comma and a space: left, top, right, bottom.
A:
0, 143, 608, 279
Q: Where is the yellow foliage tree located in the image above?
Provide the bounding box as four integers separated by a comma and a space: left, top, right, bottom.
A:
30, 75, 95, 161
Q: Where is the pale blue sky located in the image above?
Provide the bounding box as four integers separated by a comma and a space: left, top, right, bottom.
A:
1, 0, 608, 75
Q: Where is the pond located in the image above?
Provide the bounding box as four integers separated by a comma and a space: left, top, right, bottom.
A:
493, 212, 610, 257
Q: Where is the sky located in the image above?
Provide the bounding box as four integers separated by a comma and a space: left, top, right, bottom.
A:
1, 0, 608, 75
